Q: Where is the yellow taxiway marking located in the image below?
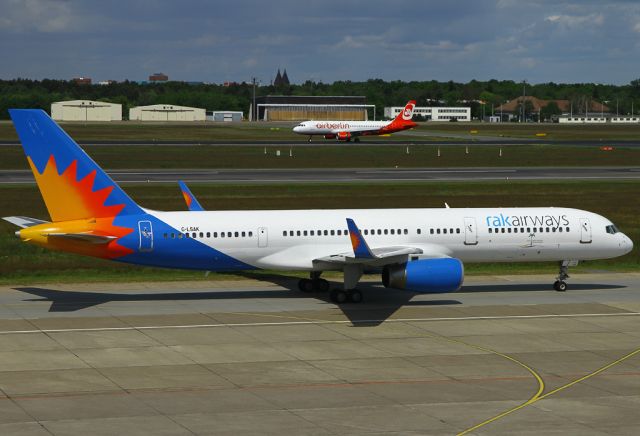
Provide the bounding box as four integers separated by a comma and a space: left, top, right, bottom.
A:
458, 346, 640, 435
0, 311, 638, 335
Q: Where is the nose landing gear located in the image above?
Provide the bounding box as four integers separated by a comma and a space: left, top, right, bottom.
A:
553, 260, 578, 292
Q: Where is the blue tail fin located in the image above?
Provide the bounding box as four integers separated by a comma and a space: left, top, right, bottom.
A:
9, 109, 143, 222
178, 181, 205, 211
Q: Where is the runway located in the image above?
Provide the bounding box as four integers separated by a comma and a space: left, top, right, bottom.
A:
0, 272, 639, 435
2, 166, 640, 184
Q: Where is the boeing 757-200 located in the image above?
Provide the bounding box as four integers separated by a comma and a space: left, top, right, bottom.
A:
3, 110, 633, 303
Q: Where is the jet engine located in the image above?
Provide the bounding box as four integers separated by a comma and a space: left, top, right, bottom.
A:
382, 258, 464, 293
324, 134, 336, 139
336, 131, 351, 141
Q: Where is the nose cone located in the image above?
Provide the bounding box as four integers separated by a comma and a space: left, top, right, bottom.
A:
293, 126, 301, 133
622, 234, 633, 254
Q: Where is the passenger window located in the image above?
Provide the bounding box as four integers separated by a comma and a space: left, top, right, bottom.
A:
234, 232, 238, 237
404, 229, 408, 235
206, 232, 211, 238
566, 227, 570, 232
443, 229, 447, 234
330, 230, 335, 236
501, 228, 505, 233
310, 230, 315, 236
242, 231, 246, 237
283, 231, 287, 236
552, 227, 556, 232
324, 230, 328, 236
163, 233, 168, 239
559, 227, 563, 232
214, 232, 218, 238
384, 229, 388, 235
429, 229, 433, 234
297, 231, 301, 236
377, 229, 381, 235
303, 230, 308, 236
178, 234, 183, 239
228, 232, 232, 237
513, 228, 518, 233
527, 228, 531, 233
249, 231, 253, 237
507, 228, 511, 233
437, 229, 441, 234
364, 229, 368, 235
171, 233, 175, 239
200, 232, 204, 238
489, 228, 492, 234
185, 233, 190, 238
390, 229, 395, 235
221, 233, 225, 238
450, 228, 453, 234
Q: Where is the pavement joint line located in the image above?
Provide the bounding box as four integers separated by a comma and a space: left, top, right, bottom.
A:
0, 311, 639, 335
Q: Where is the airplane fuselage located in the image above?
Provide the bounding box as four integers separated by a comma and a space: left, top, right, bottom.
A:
40, 207, 627, 272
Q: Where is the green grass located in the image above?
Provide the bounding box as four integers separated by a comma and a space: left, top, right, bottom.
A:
2, 120, 640, 142
0, 180, 638, 284
1, 143, 639, 169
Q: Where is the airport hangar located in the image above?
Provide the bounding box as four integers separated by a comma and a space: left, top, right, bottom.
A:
251, 95, 376, 121
129, 104, 206, 121
51, 100, 122, 121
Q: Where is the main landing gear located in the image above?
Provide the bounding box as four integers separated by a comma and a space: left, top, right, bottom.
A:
553, 260, 572, 292
298, 272, 330, 293
298, 267, 366, 304
329, 288, 362, 304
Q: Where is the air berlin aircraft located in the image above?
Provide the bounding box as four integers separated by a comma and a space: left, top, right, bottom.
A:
293, 100, 417, 142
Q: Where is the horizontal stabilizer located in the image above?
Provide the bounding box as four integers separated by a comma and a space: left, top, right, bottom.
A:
2, 216, 49, 228
46, 232, 117, 244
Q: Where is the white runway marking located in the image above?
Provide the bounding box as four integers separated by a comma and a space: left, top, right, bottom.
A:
4, 311, 640, 335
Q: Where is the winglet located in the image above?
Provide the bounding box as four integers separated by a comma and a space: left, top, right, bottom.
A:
178, 181, 205, 211
346, 218, 375, 259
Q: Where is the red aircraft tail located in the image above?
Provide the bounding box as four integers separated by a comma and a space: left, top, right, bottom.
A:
382, 100, 417, 133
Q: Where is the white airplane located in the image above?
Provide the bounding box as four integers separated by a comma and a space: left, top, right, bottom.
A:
293, 100, 418, 142
4, 110, 633, 304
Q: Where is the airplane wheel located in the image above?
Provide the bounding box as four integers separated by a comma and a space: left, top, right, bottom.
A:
315, 279, 330, 292
348, 289, 363, 303
330, 289, 348, 304
299, 279, 314, 293
553, 280, 567, 292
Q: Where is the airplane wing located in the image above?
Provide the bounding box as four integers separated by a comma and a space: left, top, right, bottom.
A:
2, 216, 49, 228
178, 180, 205, 211
313, 218, 423, 267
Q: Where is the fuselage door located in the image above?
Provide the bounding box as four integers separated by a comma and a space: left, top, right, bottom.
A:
580, 218, 592, 243
258, 227, 268, 248
464, 217, 478, 245
138, 220, 153, 252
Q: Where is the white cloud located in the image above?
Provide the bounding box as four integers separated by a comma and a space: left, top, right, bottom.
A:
0, 0, 78, 33
545, 13, 604, 28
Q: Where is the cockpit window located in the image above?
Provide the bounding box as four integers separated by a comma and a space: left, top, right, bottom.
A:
605, 224, 619, 234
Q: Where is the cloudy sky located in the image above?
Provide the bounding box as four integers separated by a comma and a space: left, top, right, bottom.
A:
1, 0, 639, 85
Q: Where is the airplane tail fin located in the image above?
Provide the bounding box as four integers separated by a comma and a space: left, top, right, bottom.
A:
178, 181, 205, 211
9, 109, 143, 223
385, 100, 417, 131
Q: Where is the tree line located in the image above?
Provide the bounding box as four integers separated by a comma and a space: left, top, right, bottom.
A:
2, 78, 640, 120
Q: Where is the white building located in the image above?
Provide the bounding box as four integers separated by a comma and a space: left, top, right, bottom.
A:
384, 106, 471, 121
129, 104, 206, 121
558, 116, 607, 124
51, 100, 122, 121
207, 111, 243, 122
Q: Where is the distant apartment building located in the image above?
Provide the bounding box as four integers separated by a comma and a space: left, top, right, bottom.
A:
149, 72, 169, 82
384, 106, 471, 121
72, 77, 92, 85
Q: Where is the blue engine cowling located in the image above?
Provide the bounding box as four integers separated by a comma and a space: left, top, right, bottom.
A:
382, 258, 464, 293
